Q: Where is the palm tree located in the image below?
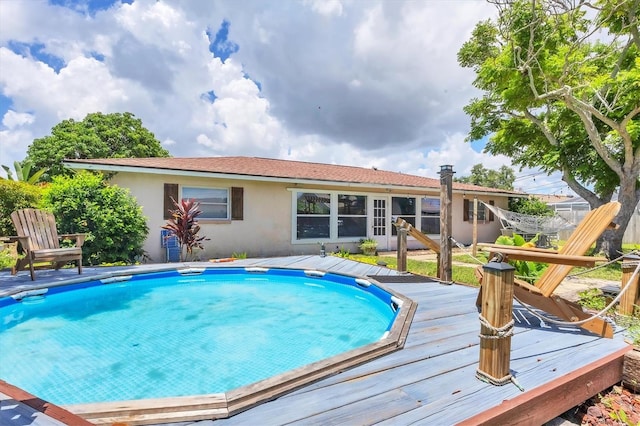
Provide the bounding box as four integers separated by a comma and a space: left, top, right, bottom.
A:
1, 160, 47, 184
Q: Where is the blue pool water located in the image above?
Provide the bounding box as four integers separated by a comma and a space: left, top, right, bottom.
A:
0, 268, 397, 405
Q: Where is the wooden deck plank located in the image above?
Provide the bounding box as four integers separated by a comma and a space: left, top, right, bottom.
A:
386, 329, 629, 424
0, 255, 629, 426
213, 344, 480, 425
216, 275, 627, 425
395, 341, 628, 425
299, 323, 597, 414
281, 388, 421, 426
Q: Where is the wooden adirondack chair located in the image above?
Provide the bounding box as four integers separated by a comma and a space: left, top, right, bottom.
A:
476, 201, 621, 338
10, 208, 86, 280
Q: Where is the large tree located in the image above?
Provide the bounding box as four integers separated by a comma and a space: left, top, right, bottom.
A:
458, 0, 639, 258
455, 163, 516, 190
27, 112, 170, 180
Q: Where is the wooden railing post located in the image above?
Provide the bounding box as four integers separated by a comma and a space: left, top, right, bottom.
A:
477, 260, 515, 386
397, 227, 407, 273
619, 254, 640, 316
439, 165, 454, 283
472, 197, 478, 257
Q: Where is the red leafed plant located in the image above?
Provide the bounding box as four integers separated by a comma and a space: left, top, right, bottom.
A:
162, 197, 209, 261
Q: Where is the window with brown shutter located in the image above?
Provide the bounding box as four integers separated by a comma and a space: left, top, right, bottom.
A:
231, 187, 244, 220
489, 200, 495, 222
164, 183, 178, 219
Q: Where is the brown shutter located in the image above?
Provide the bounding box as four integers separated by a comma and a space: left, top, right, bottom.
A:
489, 200, 495, 222
231, 187, 244, 220
164, 183, 178, 219
463, 198, 469, 222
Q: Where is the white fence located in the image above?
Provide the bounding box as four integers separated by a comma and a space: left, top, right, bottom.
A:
556, 210, 640, 245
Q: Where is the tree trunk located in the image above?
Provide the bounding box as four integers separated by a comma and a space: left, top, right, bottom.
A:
599, 189, 638, 260
599, 229, 624, 261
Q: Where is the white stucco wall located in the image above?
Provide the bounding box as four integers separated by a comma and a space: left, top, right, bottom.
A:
452, 196, 510, 246
109, 171, 508, 261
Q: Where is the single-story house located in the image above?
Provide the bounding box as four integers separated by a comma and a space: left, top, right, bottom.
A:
65, 157, 520, 262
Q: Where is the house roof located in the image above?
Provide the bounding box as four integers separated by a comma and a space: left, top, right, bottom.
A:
533, 194, 575, 204
65, 156, 520, 196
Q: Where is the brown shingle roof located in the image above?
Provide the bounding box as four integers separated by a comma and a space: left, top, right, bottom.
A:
65, 156, 519, 195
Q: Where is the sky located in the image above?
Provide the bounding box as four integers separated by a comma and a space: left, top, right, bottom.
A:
0, 0, 574, 195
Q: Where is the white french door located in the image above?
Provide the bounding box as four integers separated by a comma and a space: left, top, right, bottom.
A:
371, 197, 388, 249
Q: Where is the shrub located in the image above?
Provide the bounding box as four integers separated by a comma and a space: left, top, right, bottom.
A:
577, 288, 607, 311
162, 197, 208, 261
494, 233, 548, 283
359, 238, 378, 256
0, 179, 43, 235
508, 196, 554, 216
0, 245, 17, 269
43, 171, 149, 265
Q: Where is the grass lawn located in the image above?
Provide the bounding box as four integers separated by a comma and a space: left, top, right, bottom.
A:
347, 245, 625, 287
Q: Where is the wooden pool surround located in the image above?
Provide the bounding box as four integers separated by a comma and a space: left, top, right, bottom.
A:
1, 265, 417, 425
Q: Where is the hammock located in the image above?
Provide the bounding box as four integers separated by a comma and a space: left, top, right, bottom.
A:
481, 202, 576, 235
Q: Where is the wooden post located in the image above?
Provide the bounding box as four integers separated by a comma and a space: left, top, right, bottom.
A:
397, 227, 407, 273
473, 197, 478, 257
439, 165, 454, 283
477, 260, 515, 385
619, 254, 640, 316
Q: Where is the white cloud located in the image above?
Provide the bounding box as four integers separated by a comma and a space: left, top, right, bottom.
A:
2, 110, 34, 129
306, 0, 344, 17
0, 0, 538, 188
0, 128, 35, 167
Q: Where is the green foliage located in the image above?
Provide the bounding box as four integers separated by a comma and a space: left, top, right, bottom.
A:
231, 251, 247, 259
27, 112, 170, 181
43, 171, 149, 265
508, 196, 554, 216
455, 164, 515, 190
458, 0, 640, 258
494, 233, 548, 283
616, 308, 640, 346
0, 179, 43, 235
1, 160, 47, 184
577, 288, 607, 311
359, 238, 378, 255
334, 246, 351, 258
0, 246, 17, 269
162, 198, 209, 261
608, 407, 636, 426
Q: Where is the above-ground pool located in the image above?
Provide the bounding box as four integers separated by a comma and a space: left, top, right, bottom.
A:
0, 266, 415, 424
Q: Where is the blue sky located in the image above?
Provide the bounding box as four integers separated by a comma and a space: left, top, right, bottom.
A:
0, 0, 573, 195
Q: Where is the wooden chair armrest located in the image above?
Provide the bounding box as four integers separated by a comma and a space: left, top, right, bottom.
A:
1, 236, 21, 243
477, 243, 559, 254
478, 245, 606, 268
10, 235, 32, 250
59, 233, 87, 247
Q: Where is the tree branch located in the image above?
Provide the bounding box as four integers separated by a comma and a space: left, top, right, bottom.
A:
560, 165, 603, 206
523, 108, 560, 146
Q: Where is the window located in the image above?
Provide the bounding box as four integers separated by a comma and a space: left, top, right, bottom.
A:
183, 187, 229, 220
296, 192, 331, 239
164, 183, 178, 219
421, 197, 440, 234
392, 197, 416, 235
338, 194, 367, 237
463, 199, 494, 222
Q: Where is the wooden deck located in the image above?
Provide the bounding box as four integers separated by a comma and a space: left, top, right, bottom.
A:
0, 255, 631, 425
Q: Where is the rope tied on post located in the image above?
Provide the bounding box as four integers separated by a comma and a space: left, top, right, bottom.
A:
478, 314, 514, 339
476, 369, 525, 391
